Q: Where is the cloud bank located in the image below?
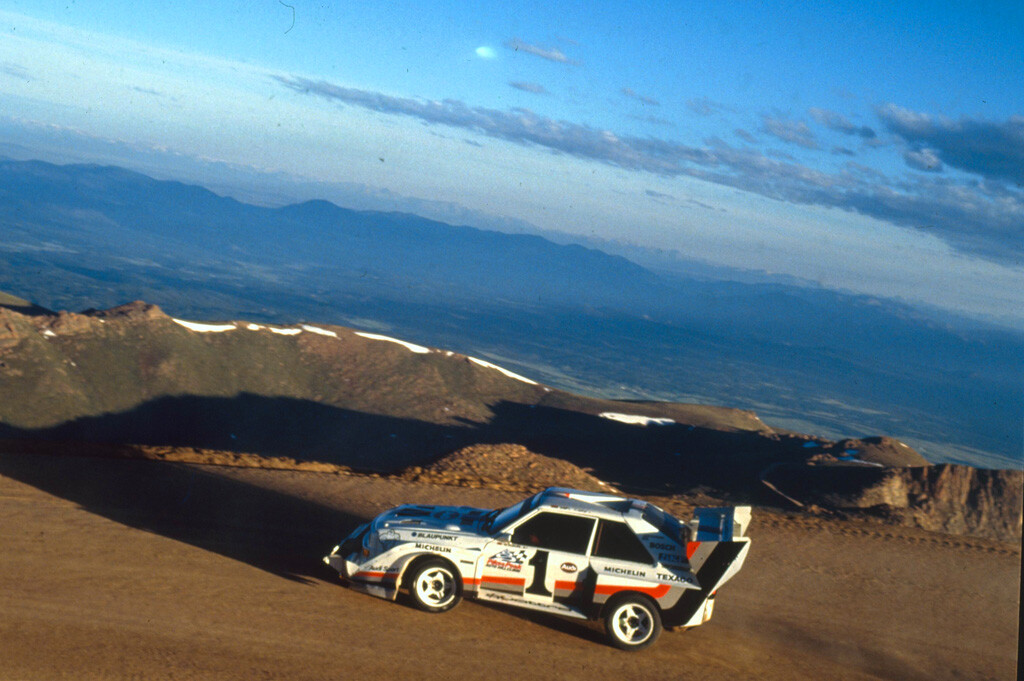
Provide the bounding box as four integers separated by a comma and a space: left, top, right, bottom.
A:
275, 75, 1023, 264
878, 104, 1024, 185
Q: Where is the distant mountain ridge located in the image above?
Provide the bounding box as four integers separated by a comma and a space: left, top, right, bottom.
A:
0, 158, 662, 308
0, 159, 1020, 468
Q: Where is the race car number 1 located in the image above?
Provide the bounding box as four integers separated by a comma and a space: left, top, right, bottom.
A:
526, 550, 551, 596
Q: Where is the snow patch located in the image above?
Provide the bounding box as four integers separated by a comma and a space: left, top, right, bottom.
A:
847, 459, 885, 468
301, 324, 338, 338
268, 327, 302, 336
173, 319, 236, 333
599, 412, 675, 427
354, 332, 431, 354
42, 329, 56, 338
246, 323, 263, 331
467, 356, 539, 385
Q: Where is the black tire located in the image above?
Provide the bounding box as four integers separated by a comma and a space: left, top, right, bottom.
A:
407, 559, 462, 613
603, 594, 663, 650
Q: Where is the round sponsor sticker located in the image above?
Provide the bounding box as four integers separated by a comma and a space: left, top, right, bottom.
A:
560, 562, 578, 573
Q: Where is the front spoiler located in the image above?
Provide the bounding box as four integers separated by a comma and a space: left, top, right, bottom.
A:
323, 523, 371, 578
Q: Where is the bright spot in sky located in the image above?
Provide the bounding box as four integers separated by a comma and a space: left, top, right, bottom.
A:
475, 46, 496, 59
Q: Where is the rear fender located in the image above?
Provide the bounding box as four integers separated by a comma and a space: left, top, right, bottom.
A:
662, 539, 750, 628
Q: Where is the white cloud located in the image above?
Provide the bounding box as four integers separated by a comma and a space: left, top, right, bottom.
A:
503, 38, 579, 65
761, 115, 818, 149
903, 148, 943, 172
509, 81, 548, 95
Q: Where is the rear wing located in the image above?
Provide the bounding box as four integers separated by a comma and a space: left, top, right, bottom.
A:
663, 506, 751, 629
691, 506, 751, 541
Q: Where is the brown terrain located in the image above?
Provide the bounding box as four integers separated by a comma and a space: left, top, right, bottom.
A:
1, 299, 1021, 678
0, 446, 1019, 681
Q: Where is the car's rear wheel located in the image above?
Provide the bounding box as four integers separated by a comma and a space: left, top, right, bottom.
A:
408, 559, 462, 613
604, 594, 662, 650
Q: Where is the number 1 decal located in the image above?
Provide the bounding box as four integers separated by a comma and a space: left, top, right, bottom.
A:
526, 550, 551, 596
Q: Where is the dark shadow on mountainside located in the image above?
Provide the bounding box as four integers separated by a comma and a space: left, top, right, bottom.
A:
0, 394, 480, 471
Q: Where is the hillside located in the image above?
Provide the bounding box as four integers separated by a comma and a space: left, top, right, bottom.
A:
3, 297, 1019, 541
0, 298, 918, 480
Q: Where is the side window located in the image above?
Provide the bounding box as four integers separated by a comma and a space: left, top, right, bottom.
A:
592, 520, 654, 564
510, 512, 595, 554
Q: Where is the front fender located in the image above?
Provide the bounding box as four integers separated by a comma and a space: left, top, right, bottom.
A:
347, 548, 440, 601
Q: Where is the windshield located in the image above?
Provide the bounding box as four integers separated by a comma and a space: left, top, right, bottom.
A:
487, 493, 542, 534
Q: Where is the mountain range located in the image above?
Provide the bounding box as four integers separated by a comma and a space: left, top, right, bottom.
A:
0, 158, 1020, 468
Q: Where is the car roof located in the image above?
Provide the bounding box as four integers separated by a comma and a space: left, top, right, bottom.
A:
532, 487, 650, 523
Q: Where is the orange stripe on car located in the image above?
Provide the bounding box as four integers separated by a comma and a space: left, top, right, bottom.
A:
481, 575, 525, 586
351, 571, 396, 581
595, 583, 671, 599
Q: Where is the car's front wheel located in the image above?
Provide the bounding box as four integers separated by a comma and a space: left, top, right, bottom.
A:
603, 594, 663, 650
408, 559, 462, 613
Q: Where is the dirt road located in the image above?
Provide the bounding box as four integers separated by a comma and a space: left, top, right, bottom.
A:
0, 451, 1018, 680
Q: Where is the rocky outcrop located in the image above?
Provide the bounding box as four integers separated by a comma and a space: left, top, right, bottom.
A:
892, 465, 1023, 541
764, 463, 1023, 542
400, 443, 617, 494
83, 301, 166, 322
816, 436, 929, 467
0, 309, 27, 350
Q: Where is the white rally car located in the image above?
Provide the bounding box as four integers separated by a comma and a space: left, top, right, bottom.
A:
324, 487, 751, 650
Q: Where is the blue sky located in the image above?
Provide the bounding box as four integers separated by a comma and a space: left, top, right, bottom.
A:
1, 1, 1022, 323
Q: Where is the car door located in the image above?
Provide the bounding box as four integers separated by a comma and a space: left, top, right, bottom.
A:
478, 510, 596, 607
588, 519, 661, 602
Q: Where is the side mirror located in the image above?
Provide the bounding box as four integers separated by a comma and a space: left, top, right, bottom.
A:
496, 532, 513, 543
